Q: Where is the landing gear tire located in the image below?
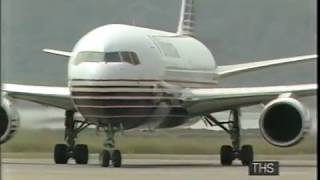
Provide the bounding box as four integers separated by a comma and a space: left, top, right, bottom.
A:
240, 145, 253, 166
74, 144, 89, 164
100, 150, 111, 167
112, 150, 122, 167
206, 110, 254, 167
220, 145, 234, 166
54, 144, 69, 164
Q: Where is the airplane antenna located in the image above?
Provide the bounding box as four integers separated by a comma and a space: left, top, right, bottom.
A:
177, 0, 195, 36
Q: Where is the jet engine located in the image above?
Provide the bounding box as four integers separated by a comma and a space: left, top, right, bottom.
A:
0, 96, 20, 144
259, 96, 310, 147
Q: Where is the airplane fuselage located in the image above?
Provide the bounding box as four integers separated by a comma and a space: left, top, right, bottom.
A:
68, 24, 217, 129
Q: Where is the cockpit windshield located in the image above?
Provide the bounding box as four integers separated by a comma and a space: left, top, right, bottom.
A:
74, 51, 140, 65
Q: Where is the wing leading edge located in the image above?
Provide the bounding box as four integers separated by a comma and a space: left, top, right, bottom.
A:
2, 83, 74, 110
216, 55, 317, 78
3, 83, 316, 115
182, 84, 317, 116
42, 49, 72, 57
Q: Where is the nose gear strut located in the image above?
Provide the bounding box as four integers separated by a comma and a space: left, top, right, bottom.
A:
99, 123, 122, 167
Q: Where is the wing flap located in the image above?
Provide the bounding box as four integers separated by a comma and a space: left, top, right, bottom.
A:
216, 55, 317, 78
2, 83, 74, 110
182, 84, 317, 115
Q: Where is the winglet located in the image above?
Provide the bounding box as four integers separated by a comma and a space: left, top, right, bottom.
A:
42, 49, 72, 57
177, 0, 195, 36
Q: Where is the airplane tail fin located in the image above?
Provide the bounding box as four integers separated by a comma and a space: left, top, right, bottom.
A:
177, 0, 195, 36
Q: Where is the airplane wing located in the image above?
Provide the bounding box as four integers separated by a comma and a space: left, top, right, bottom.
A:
182, 84, 317, 116
216, 55, 317, 78
42, 49, 72, 57
2, 83, 317, 116
2, 83, 74, 110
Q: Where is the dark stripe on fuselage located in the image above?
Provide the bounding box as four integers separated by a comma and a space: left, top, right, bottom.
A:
71, 78, 217, 84
70, 80, 196, 129
70, 79, 217, 88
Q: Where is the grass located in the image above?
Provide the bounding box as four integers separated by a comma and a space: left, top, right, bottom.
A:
1, 128, 316, 155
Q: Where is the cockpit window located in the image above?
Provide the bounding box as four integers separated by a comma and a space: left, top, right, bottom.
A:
105, 52, 121, 63
74, 51, 140, 65
120, 52, 140, 65
74, 51, 104, 65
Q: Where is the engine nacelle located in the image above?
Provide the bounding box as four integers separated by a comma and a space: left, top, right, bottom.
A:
259, 97, 310, 147
0, 96, 20, 144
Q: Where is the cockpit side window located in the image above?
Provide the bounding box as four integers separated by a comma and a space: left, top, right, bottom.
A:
120, 52, 131, 64
130, 52, 140, 65
120, 52, 140, 65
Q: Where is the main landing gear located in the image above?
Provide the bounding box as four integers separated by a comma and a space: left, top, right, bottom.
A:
204, 109, 254, 166
99, 123, 122, 167
54, 111, 91, 164
53, 111, 122, 167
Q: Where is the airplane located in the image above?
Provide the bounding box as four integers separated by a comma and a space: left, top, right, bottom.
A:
0, 0, 317, 168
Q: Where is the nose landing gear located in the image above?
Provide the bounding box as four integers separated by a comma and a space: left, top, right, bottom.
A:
99, 123, 122, 168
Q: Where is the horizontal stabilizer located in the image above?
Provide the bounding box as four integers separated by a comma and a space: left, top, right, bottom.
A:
43, 49, 72, 57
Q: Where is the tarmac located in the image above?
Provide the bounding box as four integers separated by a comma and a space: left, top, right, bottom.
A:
1, 154, 317, 180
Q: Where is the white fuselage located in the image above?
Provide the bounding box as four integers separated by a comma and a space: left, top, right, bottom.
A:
67, 24, 217, 129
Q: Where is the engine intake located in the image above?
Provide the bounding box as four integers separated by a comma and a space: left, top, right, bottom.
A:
259, 97, 310, 147
0, 97, 20, 144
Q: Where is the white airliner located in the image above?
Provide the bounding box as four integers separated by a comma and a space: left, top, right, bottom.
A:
0, 0, 317, 168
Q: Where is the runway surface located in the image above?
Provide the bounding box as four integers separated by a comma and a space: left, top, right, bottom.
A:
1, 154, 317, 180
